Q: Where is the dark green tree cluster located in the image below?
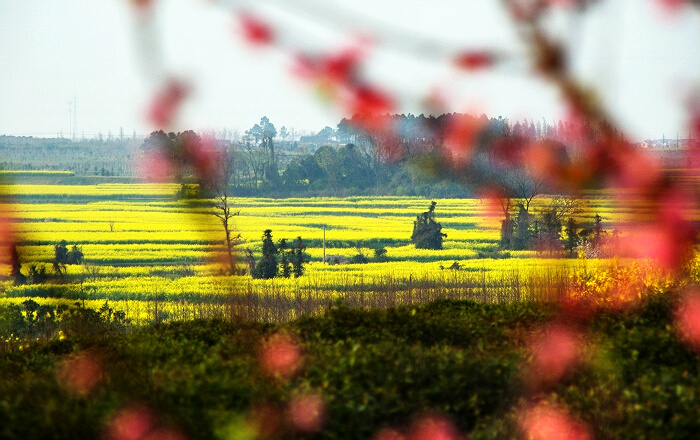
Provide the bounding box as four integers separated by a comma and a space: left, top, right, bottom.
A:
52, 240, 83, 275
282, 143, 374, 193
244, 116, 280, 187
252, 230, 307, 279
411, 201, 446, 250
500, 209, 606, 255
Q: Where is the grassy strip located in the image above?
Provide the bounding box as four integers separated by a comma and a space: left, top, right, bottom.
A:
1, 295, 699, 439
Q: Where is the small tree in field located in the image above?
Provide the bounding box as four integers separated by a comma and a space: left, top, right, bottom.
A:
278, 238, 292, 278
291, 236, 306, 277
252, 229, 278, 279
411, 201, 446, 250
52, 240, 84, 275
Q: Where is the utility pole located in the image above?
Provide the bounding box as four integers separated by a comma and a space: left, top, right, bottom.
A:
68, 102, 73, 140
73, 96, 77, 141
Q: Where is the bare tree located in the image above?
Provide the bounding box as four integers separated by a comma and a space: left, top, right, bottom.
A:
546, 194, 585, 222
206, 146, 240, 275
505, 169, 546, 213
241, 140, 267, 188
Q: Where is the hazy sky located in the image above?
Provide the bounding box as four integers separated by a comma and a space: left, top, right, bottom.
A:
1, 0, 699, 140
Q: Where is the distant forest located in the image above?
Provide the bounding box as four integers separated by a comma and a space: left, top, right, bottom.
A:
0, 135, 139, 177
0, 113, 681, 198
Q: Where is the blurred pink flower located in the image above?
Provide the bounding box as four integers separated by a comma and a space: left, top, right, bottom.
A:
657, 0, 687, 12
454, 51, 495, 71
58, 353, 103, 396
408, 415, 459, 440
140, 151, 176, 183
519, 402, 592, 440
529, 324, 581, 385
259, 333, 303, 378
238, 13, 274, 46
147, 80, 189, 128
107, 406, 155, 440
442, 114, 485, 168
287, 393, 325, 433
675, 288, 700, 351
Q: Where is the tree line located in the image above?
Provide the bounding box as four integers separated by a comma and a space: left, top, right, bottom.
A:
144, 113, 608, 200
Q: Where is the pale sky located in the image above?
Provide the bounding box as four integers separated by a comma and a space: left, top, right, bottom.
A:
1, 0, 699, 140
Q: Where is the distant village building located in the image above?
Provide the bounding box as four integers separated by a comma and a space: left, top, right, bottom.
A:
639, 138, 693, 150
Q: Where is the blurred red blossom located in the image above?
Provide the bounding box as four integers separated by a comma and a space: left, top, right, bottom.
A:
291, 48, 364, 86
657, 0, 688, 12
616, 186, 697, 271
528, 324, 582, 386
560, 108, 588, 145
238, 13, 275, 46
107, 406, 156, 440
478, 187, 511, 219
130, 0, 154, 11
442, 113, 486, 168
690, 106, 700, 141
259, 333, 303, 378
0, 214, 14, 269
373, 427, 406, 440
140, 150, 177, 183
140, 427, 186, 440
291, 46, 394, 136
612, 149, 663, 189
522, 140, 570, 186
454, 51, 495, 71
58, 353, 103, 396
675, 288, 700, 351
147, 80, 190, 128
508, 0, 544, 22
408, 415, 459, 440
322, 49, 364, 85
345, 87, 395, 127
183, 135, 220, 183
519, 402, 592, 440
287, 393, 325, 433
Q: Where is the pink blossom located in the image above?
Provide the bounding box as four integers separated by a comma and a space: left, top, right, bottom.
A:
408, 415, 459, 440
259, 333, 303, 378
529, 324, 581, 385
675, 288, 700, 351
287, 393, 325, 433
454, 51, 495, 71
238, 13, 274, 46
519, 402, 592, 440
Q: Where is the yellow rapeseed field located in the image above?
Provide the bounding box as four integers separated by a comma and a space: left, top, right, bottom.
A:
0, 183, 666, 322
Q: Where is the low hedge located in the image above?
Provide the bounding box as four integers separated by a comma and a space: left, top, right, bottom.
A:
1, 296, 699, 439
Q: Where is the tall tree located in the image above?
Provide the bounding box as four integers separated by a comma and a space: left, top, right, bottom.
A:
246, 117, 279, 185
292, 236, 306, 277
278, 238, 291, 278
252, 229, 278, 279
206, 145, 240, 275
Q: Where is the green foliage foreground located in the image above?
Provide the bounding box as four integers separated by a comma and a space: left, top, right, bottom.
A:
1, 296, 699, 439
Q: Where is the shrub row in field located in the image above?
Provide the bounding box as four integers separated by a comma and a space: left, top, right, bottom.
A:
2, 296, 700, 440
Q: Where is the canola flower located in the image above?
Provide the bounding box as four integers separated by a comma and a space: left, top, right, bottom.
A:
0, 183, 669, 323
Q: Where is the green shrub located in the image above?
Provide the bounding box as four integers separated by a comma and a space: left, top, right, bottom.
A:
2, 296, 700, 440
